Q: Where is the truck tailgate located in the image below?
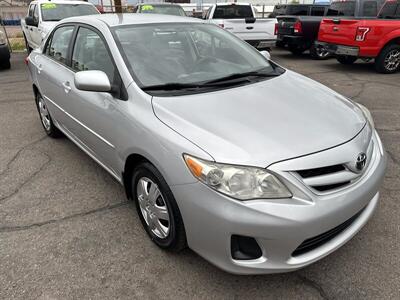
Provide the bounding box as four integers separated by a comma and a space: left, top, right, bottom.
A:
277, 16, 298, 35
222, 18, 276, 41
318, 19, 361, 46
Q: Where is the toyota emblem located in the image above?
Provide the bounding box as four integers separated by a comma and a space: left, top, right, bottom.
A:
356, 153, 367, 171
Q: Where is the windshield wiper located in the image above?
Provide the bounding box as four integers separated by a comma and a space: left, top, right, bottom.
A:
203, 69, 280, 84
141, 82, 203, 91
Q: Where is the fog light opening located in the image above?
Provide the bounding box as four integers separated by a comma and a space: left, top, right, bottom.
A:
231, 235, 262, 260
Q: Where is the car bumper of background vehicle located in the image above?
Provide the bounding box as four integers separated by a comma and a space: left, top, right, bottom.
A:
0, 44, 10, 62
277, 35, 306, 47
317, 41, 359, 57
171, 143, 386, 274
251, 39, 276, 49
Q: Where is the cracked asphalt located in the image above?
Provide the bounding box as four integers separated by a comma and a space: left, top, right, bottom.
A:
0, 50, 399, 299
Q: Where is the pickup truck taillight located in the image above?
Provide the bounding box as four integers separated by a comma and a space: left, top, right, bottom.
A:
355, 27, 370, 41
293, 21, 302, 34
274, 23, 278, 35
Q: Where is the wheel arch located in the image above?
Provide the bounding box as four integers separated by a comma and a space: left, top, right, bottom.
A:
379, 33, 400, 53
122, 153, 152, 200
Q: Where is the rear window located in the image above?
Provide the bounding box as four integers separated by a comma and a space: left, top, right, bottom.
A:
378, 1, 400, 18
213, 5, 253, 19
311, 6, 326, 16
287, 5, 309, 15
327, 1, 356, 16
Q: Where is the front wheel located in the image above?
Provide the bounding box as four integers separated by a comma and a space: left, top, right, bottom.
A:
310, 44, 330, 60
374, 44, 400, 74
132, 162, 187, 252
336, 55, 357, 65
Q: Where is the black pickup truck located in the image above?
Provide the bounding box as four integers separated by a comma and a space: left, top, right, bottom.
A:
276, 0, 385, 59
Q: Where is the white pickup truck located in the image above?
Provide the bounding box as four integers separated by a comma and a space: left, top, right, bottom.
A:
21, 0, 99, 52
204, 3, 277, 49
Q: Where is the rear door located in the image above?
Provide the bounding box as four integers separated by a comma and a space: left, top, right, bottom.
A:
35, 25, 76, 130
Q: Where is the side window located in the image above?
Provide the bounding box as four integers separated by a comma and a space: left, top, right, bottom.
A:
363, 1, 378, 17
46, 26, 74, 65
311, 6, 326, 16
397, 4, 400, 17
33, 4, 39, 23
71, 27, 115, 83
28, 4, 35, 17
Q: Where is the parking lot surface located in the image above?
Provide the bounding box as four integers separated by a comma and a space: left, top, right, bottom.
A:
0, 50, 399, 299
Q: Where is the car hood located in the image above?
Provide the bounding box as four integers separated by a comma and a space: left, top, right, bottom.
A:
152, 70, 366, 167
39, 22, 58, 34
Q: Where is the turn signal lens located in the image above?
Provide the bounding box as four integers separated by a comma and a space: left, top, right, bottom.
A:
355, 27, 370, 41
274, 23, 278, 35
293, 21, 302, 34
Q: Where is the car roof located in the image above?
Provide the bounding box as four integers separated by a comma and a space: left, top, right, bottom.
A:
137, 3, 182, 6
30, 0, 94, 5
62, 13, 202, 27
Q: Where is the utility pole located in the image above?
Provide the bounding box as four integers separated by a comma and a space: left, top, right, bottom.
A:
114, 0, 122, 13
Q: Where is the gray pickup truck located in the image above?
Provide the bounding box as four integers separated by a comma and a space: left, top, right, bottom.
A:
276, 0, 385, 59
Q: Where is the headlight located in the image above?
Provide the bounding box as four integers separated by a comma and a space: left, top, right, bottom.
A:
183, 154, 292, 200
0, 31, 6, 45
357, 103, 374, 128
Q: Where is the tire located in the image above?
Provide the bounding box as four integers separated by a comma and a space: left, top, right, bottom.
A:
310, 44, 330, 60
336, 55, 357, 65
0, 60, 10, 70
288, 45, 305, 56
374, 44, 400, 74
35, 92, 63, 138
132, 162, 187, 252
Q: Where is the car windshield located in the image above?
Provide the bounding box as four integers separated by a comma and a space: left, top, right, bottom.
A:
113, 23, 279, 93
326, 1, 356, 16
139, 4, 186, 16
40, 3, 99, 21
212, 5, 253, 19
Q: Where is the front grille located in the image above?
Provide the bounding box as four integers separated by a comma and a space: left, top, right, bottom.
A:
292, 208, 365, 257
296, 164, 353, 192
297, 164, 345, 178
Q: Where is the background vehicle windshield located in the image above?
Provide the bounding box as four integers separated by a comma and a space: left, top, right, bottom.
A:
212, 5, 253, 19
40, 4, 99, 21
139, 4, 186, 16
326, 1, 356, 16
114, 23, 274, 88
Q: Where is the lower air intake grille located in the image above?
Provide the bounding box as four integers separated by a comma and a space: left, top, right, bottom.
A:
292, 207, 365, 257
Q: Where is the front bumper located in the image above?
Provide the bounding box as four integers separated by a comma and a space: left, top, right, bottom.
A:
317, 41, 359, 57
172, 130, 386, 274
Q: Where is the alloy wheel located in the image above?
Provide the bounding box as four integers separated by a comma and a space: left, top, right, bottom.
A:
136, 177, 170, 239
384, 49, 400, 72
38, 96, 51, 131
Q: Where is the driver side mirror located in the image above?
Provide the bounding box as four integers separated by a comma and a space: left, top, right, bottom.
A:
260, 50, 271, 60
74, 70, 111, 93
25, 16, 38, 27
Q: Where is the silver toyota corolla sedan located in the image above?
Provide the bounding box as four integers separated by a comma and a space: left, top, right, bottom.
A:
27, 14, 387, 274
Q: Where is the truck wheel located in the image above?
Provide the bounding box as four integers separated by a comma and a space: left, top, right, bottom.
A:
289, 45, 305, 56
336, 55, 357, 65
310, 44, 330, 60
374, 44, 400, 74
0, 60, 10, 70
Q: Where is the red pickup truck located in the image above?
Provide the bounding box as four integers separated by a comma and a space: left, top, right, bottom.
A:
317, 0, 400, 73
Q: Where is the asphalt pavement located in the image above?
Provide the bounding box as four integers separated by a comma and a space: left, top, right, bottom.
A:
0, 50, 399, 299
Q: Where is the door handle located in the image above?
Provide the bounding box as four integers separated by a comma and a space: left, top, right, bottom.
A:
62, 81, 72, 94
37, 64, 43, 74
